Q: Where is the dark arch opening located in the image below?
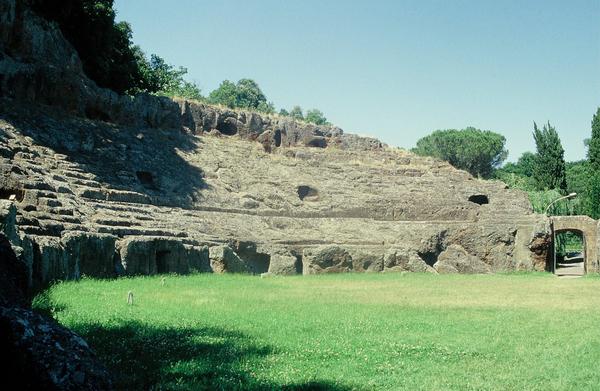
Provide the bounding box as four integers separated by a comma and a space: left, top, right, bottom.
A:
216, 119, 238, 135
553, 229, 585, 276
156, 250, 170, 274
274, 129, 282, 147
297, 185, 319, 201
0, 187, 24, 202
468, 194, 489, 205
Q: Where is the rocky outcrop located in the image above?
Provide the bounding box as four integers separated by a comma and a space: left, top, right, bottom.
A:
209, 245, 251, 274
433, 244, 491, 274
0, 305, 113, 390
0, 232, 113, 389
303, 246, 354, 274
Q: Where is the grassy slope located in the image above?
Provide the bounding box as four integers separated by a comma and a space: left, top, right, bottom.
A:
36, 273, 600, 390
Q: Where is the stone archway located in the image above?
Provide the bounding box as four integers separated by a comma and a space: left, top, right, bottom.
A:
550, 216, 599, 274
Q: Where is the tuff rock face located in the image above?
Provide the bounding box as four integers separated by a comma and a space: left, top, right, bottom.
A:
0, 232, 113, 390
0, 0, 554, 290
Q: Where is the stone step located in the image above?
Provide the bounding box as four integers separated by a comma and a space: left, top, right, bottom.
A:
22, 180, 56, 192
20, 225, 56, 236
96, 225, 188, 238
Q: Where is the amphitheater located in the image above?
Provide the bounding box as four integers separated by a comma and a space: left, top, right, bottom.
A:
1, 0, 598, 294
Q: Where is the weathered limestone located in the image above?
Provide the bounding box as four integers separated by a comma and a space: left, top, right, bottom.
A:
384, 248, 434, 273
303, 246, 353, 274
209, 245, 250, 274
62, 232, 117, 278
434, 244, 491, 274
267, 252, 299, 275
118, 237, 190, 275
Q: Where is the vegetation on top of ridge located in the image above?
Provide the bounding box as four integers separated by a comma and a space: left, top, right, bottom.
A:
30, 0, 331, 126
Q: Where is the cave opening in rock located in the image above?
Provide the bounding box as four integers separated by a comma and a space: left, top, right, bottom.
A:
0, 187, 24, 202
156, 250, 170, 274
216, 120, 238, 135
274, 129, 282, 147
234, 242, 271, 274
297, 185, 318, 201
136, 171, 156, 188
468, 194, 489, 205
418, 250, 439, 267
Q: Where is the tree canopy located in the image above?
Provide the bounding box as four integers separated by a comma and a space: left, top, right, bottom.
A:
587, 107, 600, 171
207, 79, 275, 113
412, 127, 508, 178
32, 0, 202, 99
532, 122, 567, 191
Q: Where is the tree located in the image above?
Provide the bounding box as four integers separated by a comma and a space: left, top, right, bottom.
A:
207, 80, 238, 108
31, 0, 201, 97
208, 79, 270, 111
279, 108, 289, 116
494, 152, 537, 191
508, 152, 536, 177
532, 122, 567, 191
588, 107, 600, 171
289, 106, 304, 120
412, 127, 508, 178
235, 79, 268, 109
588, 172, 600, 219
32, 0, 143, 94
305, 109, 329, 125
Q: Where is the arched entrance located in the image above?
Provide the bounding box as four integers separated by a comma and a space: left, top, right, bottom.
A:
553, 229, 585, 276
550, 216, 599, 276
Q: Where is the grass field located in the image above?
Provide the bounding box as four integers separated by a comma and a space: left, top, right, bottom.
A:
34, 273, 600, 390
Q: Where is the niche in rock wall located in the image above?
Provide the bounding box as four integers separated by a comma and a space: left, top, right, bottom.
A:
468, 194, 489, 205
84, 106, 111, 122
274, 129, 282, 147
297, 185, 319, 201
136, 171, 158, 190
216, 118, 238, 135
234, 242, 271, 274
156, 250, 170, 274
0, 187, 24, 202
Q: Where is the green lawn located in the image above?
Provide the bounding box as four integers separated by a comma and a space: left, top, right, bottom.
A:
34, 273, 600, 390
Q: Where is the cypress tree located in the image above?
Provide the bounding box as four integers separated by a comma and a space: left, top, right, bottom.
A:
588, 107, 600, 171
586, 108, 600, 217
532, 122, 567, 191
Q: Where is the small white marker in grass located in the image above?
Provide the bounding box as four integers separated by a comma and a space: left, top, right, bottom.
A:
127, 290, 134, 305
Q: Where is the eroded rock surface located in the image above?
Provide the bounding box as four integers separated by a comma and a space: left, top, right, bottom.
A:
0, 232, 113, 390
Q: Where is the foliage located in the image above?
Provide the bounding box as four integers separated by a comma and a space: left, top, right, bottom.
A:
36, 273, 600, 390
499, 152, 536, 178
31, 0, 142, 94
32, 0, 202, 99
412, 127, 508, 178
289, 106, 304, 120
587, 171, 600, 219
555, 231, 584, 258
305, 109, 330, 125
278, 108, 289, 116
207, 79, 273, 113
494, 152, 538, 191
528, 189, 579, 215
532, 122, 567, 191
136, 54, 202, 100
587, 107, 600, 171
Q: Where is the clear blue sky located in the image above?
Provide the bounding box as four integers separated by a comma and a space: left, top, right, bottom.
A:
114, 0, 600, 162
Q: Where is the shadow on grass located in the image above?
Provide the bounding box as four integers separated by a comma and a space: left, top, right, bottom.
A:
72, 321, 356, 391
